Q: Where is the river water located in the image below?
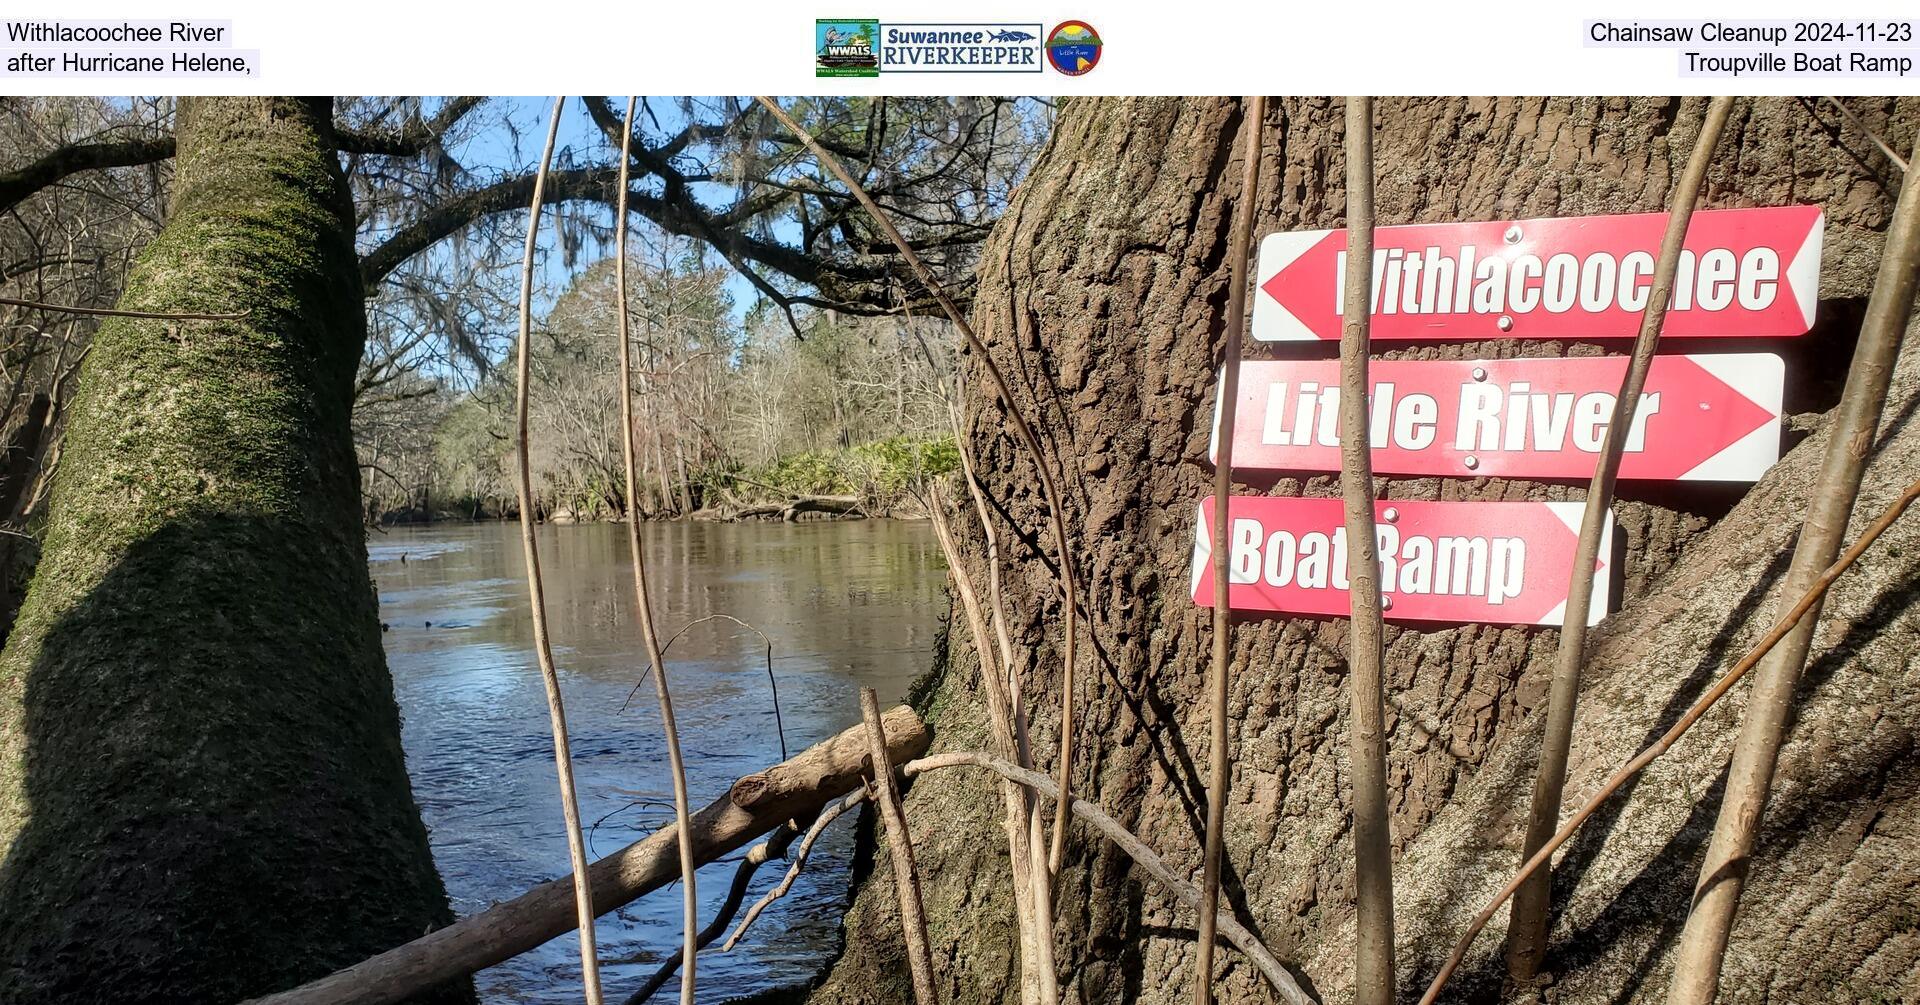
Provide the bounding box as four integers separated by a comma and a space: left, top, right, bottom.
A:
369, 520, 945, 1003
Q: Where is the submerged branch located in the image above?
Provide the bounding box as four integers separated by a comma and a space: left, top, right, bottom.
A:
723, 787, 871, 952
631, 613, 787, 760
620, 818, 807, 1005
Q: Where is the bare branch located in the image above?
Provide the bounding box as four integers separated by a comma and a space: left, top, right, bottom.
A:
620, 818, 807, 1005
1821, 96, 1910, 173
752, 95, 1086, 880
862, 687, 940, 1005
1338, 95, 1395, 1005
0, 295, 245, 321
1666, 117, 1920, 1004
723, 787, 870, 952
334, 97, 485, 156
356, 165, 897, 308
0, 133, 174, 214
1420, 474, 1920, 1005
246, 708, 933, 1005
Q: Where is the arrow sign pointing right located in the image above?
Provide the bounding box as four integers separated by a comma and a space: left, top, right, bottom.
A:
1191, 496, 1612, 627
1209, 353, 1784, 483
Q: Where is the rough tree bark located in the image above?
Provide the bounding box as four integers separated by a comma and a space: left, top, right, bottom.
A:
808, 96, 1920, 1005
0, 98, 466, 1003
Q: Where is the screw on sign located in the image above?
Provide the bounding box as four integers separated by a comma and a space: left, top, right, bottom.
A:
1252, 206, 1823, 342
1209, 354, 1785, 482
1189, 496, 1614, 627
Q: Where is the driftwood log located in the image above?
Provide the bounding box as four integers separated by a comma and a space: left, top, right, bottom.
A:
245, 706, 932, 1005
729, 494, 863, 522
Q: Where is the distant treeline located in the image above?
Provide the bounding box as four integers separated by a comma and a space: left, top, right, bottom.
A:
354, 246, 957, 524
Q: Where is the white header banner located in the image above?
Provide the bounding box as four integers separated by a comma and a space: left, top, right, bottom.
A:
5, 0, 1920, 94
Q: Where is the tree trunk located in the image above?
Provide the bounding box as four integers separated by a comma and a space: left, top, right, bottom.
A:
809, 96, 1920, 1005
0, 97, 466, 1004
672, 430, 694, 515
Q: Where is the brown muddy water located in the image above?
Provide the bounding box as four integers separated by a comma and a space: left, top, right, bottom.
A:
370, 520, 946, 1003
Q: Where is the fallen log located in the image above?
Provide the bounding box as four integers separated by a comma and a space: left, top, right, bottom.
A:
733, 494, 863, 521
245, 706, 932, 1005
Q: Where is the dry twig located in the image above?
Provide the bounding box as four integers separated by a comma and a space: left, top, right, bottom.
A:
612, 95, 701, 1005
1821, 96, 1910, 173
1418, 475, 1920, 1005
1506, 95, 1735, 978
862, 687, 940, 1005
754, 96, 1086, 877
1667, 124, 1920, 1004
724, 787, 872, 951
903, 752, 1317, 1005
622, 819, 807, 1005
511, 94, 604, 1005
1338, 95, 1395, 1005
926, 477, 1056, 1004
1195, 92, 1266, 1005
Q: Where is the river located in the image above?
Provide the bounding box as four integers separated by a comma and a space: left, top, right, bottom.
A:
369, 520, 946, 1003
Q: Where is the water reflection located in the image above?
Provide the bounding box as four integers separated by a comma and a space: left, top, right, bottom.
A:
371, 520, 945, 1003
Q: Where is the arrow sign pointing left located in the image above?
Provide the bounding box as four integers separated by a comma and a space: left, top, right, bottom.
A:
1253, 205, 1823, 342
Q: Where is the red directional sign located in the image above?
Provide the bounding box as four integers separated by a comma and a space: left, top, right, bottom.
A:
1253, 206, 1823, 342
1210, 354, 1783, 482
1190, 496, 1612, 627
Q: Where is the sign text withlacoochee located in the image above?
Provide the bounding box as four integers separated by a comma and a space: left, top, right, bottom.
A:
1253, 206, 1824, 342
1190, 497, 1612, 627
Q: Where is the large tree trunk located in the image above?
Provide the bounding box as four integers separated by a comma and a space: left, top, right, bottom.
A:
0, 97, 466, 1004
810, 97, 1920, 1004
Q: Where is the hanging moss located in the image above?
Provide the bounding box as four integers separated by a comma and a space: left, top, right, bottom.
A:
0, 98, 469, 1003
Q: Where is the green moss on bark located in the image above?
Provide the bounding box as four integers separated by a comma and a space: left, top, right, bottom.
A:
0, 98, 467, 1003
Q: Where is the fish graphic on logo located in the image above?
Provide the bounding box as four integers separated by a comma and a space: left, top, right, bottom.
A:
988, 29, 1037, 43
1045, 20, 1101, 75
816, 19, 880, 77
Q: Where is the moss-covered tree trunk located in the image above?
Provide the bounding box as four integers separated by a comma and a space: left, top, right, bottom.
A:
812, 97, 1920, 1005
0, 97, 465, 1003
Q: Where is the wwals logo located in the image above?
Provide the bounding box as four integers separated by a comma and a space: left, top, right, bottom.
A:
816, 19, 880, 77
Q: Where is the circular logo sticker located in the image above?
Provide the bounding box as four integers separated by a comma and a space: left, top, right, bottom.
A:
1045, 20, 1101, 75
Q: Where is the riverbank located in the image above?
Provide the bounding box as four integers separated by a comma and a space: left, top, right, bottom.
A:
366, 437, 957, 529
371, 502, 932, 528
